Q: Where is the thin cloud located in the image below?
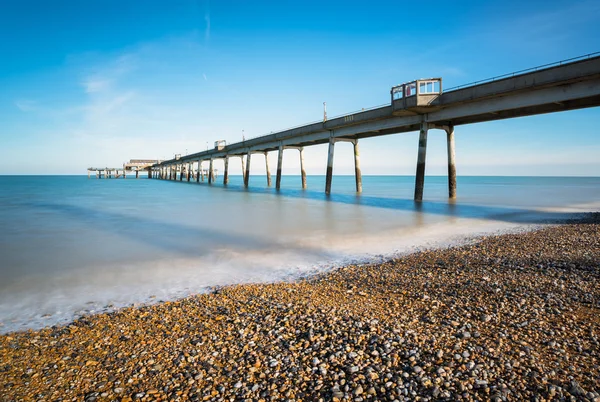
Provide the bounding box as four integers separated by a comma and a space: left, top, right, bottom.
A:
82, 78, 111, 93
203, 73, 207, 81
15, 100, 37, 112
204, 12, 210, 41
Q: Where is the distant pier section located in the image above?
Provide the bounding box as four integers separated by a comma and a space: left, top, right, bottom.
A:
88, 159, 161, 179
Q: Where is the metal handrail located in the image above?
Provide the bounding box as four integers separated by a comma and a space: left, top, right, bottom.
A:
444, 51, 600, 91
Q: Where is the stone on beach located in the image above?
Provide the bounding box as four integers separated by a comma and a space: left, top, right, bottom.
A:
1, 214, 599, 401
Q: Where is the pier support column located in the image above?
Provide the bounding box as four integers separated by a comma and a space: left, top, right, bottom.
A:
179, 164, 183, 181
265, 152, 272, 187
353, 140, 362, 193
446, 125, 457, 199
276, 145, 283, 190
87, 170, 90, 179
187, 162, 191, 181
325, 139, 335, 194
197, 160, 201, 182
414, 122, 428, 202
148, 169, 152, 179
209, 159, 214, 184
136, 170, 139, 179
241, 156, 246, 183
223, 156, 229, 185
244, 153, 251, 187
300, 147, 307, 189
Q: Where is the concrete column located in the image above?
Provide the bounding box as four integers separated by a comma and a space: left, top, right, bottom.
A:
241, 156, 246, 183
148, 169, 152, 179
208, 159, 214, 184
300, 147, 307, 189
223, 156, 229, 185
414, 122, 428, 201
179, 164, 183, 181
325, 139, 335, 194
446, 125, 457, 199
353, 141, 362, 193
244, 153, 251, 187
196, 160, 201, 182
265, 152, 272, 186
276, 145, 283, 190
136, 170, 139, 179
187, 162, 191, 181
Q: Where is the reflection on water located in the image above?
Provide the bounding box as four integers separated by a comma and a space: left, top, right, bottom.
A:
0, 175, 598, 333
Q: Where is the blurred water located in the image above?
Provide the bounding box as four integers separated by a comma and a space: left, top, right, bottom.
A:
1, 174, 599, 333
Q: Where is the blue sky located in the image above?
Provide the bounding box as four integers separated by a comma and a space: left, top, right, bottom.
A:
1, 0, 599, 175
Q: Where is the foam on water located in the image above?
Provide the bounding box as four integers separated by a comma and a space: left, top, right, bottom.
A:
0, 175, 599, 333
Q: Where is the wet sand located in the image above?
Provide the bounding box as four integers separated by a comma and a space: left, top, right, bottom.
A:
1, 214, 599, 401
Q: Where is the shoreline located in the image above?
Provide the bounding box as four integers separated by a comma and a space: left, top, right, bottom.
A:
0, 215, 574, 335
1, 213, 599, 400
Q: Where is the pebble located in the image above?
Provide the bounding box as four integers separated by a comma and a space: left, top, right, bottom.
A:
1, 214, 599, 401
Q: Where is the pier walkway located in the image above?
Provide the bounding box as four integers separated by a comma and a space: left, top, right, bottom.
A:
146, 53, 600, 200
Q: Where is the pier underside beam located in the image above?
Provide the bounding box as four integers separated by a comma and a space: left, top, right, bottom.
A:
446, 125, 457, 199
325, 139, 335, 194
414, 122, 428, 202
276, 145, 283, 190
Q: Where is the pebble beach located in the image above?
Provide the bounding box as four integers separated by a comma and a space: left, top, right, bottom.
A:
1, 214, 599, 401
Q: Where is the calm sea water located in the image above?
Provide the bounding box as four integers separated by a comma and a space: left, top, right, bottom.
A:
1, 175, 599, 333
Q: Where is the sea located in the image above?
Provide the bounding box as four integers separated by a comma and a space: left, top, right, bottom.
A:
1, 175, 599, 334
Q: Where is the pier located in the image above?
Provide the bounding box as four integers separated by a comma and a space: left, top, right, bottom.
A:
135, 54, 600, 200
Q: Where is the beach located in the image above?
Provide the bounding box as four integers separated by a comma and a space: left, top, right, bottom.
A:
1, 214, 599, 401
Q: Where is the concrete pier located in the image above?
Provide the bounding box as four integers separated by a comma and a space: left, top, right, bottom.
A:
276, 145, 283, 190
196, 160, 200, 182
265, 152, 272, 187
414, 122, 428, 202
300, 147, 307, 190
143, 55, 600, 200
244, 153, 251, 187
353, 141, 362, 193
446, 125, 457, 199
208, 159, 214, 184
187, 162, 191, 181
223, 156, 229, 185
325, 139, 335, 194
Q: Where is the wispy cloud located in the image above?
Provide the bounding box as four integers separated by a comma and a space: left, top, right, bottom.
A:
82, 78, 111, 93
15, 99, 37, 112
204, 8, 210, 41
203, 73, 207, 81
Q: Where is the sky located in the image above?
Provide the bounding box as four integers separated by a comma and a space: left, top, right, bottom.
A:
0, 0, 599, 176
